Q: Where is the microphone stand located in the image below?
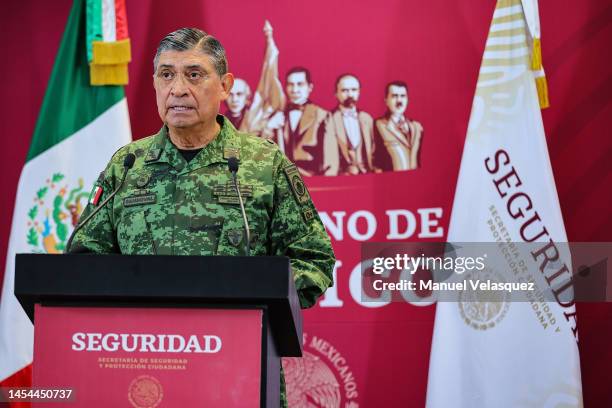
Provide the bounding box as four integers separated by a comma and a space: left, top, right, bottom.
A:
228, 157, 251, 256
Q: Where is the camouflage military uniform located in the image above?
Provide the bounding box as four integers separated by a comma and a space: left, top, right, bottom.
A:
68, 115, 335, 406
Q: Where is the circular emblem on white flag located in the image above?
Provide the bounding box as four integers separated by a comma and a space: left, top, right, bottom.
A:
459, 269, 510, 330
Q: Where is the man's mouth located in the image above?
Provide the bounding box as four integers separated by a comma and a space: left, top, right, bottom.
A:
342, 98, 356, 107
169, 106, 194, 112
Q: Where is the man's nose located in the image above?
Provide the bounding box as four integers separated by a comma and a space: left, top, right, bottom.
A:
170, 75, 189, 97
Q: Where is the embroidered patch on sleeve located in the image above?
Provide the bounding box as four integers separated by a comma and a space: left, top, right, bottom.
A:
283, 163, 311, 205
302, 208, 315, 222
89, 185, 103, 206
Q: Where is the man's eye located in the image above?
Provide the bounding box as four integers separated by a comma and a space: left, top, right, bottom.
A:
161, 72, 174, 80
189, 72, 203, 80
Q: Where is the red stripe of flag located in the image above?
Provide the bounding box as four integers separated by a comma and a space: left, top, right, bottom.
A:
0, 364, 32, 408
114, 0, 129, 40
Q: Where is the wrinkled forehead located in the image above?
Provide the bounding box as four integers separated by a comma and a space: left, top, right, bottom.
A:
338, 76, 360, 90
387, 85, 408, 97
156, 48, 213, 71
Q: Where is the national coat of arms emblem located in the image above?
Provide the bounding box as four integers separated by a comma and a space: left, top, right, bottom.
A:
26, 173, 89, 253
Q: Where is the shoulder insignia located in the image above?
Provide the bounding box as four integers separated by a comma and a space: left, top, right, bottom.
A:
283, 163, 310, 205
145, 148, 162, 162
223, 147, 240, 160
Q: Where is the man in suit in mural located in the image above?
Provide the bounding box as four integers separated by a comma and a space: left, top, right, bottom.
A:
374, 81, 423, 171
280, 67, 329, 176
323, 74, 379, 176
225, 77, 251, 129
223, 20, 285, 138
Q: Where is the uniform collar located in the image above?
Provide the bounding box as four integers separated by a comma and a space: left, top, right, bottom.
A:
144, 115, 241, 173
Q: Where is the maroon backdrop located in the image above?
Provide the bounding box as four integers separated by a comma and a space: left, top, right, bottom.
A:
2, 0, 611, 406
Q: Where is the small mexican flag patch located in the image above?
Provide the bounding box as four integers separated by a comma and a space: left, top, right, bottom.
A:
89, 185, 103, 206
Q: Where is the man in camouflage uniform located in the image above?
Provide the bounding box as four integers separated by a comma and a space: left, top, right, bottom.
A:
67, 28, 335, 407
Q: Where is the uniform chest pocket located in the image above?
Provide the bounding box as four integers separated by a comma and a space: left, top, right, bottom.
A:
116, 208, 157, 255
183, 218, 224, 256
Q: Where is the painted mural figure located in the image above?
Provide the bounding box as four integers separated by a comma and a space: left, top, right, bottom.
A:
224, 20, 285, 138
280, 67, 329, 176
374, 81, 423, 171
323, 74, 379, 176
225, 24, 423, 177
225, 77, 250, 129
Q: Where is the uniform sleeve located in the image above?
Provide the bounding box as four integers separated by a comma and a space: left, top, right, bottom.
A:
269, 152, 336, 308
65, 170, 119, 254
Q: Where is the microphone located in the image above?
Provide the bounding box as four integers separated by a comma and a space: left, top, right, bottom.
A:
65, 153, 136, 253
122, 153, 136, 169
227, 156, 251, 256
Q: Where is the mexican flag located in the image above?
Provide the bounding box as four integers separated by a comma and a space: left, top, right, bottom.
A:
0, 0, 131, 389
426, 0, 583, 407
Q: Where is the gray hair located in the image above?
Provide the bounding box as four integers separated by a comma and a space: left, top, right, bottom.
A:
153, 28, 228, 77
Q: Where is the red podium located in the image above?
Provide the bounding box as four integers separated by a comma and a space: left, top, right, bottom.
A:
15, 254, 303, 408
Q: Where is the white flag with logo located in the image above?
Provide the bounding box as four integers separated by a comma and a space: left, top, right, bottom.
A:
426, 0, 583, 406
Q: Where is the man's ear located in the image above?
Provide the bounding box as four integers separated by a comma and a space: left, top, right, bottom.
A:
308, 83, 314, 93
220, 73, 235, 100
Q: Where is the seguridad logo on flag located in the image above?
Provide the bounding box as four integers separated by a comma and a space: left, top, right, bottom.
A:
426, 0, 582, 407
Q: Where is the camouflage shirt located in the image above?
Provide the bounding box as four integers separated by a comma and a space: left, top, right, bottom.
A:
68, 115, 335, 309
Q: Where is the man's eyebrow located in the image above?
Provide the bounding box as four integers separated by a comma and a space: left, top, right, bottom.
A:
157, 64, 207, 70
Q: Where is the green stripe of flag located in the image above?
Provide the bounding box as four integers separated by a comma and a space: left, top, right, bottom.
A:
27, 0, 123, 162
85, 0, 103, 62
